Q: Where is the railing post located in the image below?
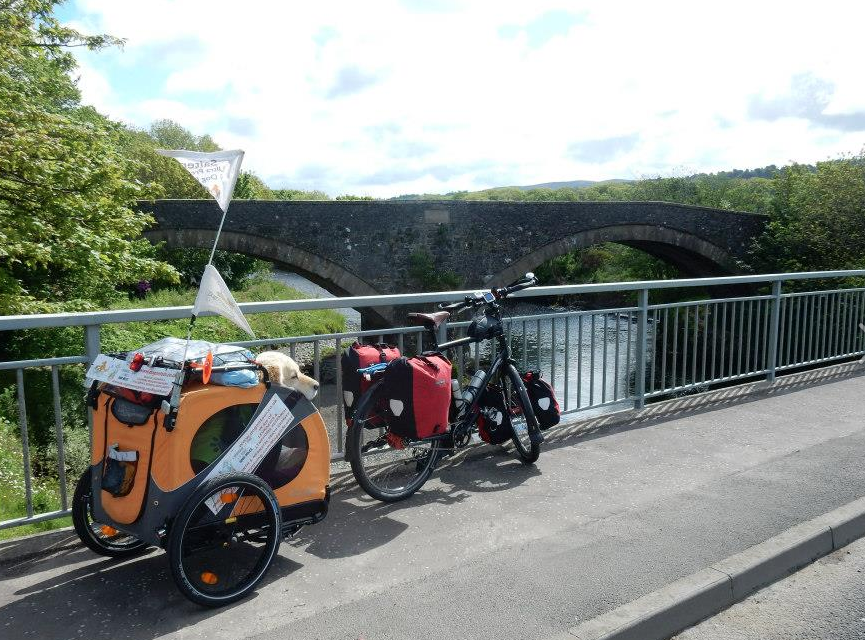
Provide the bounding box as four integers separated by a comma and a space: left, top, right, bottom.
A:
16, 369, 33, 517
634, 289, 649, 410
84, 324, 101, 365
84, 324, 101, 456
766, 280, 782, 383
437, 320, 448, 350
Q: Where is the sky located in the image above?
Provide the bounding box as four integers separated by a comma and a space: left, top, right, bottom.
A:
61, 0, 865, 198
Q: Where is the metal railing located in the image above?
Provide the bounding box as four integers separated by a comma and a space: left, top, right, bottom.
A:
1, 269, 864, 531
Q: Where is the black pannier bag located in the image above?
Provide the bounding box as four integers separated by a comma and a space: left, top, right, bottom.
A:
521, 370, 560, 429
379, 353, 452, 439
341, 342, 401, 425
477, 384, 512, 444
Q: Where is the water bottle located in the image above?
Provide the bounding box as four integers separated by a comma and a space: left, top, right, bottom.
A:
451, 379, 464, 409
461, 370, 488, 406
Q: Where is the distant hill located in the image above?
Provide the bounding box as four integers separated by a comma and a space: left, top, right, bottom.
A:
510, 178, 629, 191
387, 164, 799, 201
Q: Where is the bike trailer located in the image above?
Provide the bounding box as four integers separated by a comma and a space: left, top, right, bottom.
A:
341, 341, 401, 425
76, 339, 331, 606
379, 353, 452, 439
521, 370, 560, 429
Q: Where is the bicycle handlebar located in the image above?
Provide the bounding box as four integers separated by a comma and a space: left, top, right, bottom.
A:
438, 272, 538, 314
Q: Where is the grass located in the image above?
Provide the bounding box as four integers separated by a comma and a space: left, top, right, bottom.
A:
0, 419, 72, 540
101, 275, 346, 351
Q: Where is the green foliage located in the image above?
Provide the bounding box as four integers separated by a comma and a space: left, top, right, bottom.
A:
148, 119, 220, 153
408, 249, 462, 290
234, 171, 275, 200
446, 174, 776, 214
100, 276, 346, 353
0, 0, 179, 316
271, 188, 331, 200
117, 126, 209, 199
155, 246, 270, 290
0, 413, 71, 539
335, 194, 374, 200
535, 243, 683, 304
750, 154, 865, 279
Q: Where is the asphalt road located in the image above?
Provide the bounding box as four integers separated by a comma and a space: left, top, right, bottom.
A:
676, 534, 865, 640
2, 365, 865, 640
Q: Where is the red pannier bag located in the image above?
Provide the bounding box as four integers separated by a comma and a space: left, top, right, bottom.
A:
521, 370, 560, 430
381, 353, 452, 439
341, 342, 401, 425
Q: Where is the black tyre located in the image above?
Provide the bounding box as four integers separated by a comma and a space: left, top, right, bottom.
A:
167, 473, 281, 607
347, 390, 440, 502
71, 470, 148, 558
504, 365, 541, 464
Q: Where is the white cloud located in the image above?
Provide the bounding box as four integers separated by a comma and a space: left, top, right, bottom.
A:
68, 0, 865, 196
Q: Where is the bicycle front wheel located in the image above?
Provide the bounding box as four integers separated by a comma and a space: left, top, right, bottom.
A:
347, 393, 440, 502
503, 365, 541, 464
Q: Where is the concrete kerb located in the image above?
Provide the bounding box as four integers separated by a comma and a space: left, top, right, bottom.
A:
564, 495, 865, 640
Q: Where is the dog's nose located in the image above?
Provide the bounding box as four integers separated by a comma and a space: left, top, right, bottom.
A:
313, 383, 320, 391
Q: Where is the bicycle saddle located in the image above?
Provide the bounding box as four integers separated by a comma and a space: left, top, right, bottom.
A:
407, 311, 450, 328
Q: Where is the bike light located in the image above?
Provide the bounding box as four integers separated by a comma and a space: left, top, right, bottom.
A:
100, 525, 118, 537
200, 572, 219, 585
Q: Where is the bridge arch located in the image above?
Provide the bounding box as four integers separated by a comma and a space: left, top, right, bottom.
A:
143, 228, 394, 327
490, 224, 741, 287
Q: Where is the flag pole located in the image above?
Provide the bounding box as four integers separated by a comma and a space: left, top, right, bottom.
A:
158, 149, 244, 429
207, 204, 230, 266
167, 202, 231, 427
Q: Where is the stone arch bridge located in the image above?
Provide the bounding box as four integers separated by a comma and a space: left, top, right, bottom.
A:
141, 200, 767, 327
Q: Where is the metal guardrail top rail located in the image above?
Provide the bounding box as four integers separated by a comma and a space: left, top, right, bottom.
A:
2, 270, 864, 331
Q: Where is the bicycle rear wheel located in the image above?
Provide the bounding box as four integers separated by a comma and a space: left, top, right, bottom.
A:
347, 393, 440, 502
503, 365, 541, 464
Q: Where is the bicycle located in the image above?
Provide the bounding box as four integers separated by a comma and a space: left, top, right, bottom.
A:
345, 273, 544, 502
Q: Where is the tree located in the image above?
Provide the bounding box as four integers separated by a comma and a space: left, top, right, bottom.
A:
749, 154, 865, 277
148, 119, 220, 153
0, 0, 177, 315
271, 188, 331, 200
234, 171, 275, 199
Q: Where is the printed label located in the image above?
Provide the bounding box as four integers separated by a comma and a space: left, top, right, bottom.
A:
86, 354, 177, 395
203, 394, 295, 514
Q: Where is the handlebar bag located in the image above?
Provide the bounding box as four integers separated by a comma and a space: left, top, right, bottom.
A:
381, 354, 452, 439
521, 370, 560, 429
341, 342, 401, 425
477, 384, 513, 444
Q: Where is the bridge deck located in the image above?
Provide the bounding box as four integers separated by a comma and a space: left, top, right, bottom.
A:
1, 362, 863, 640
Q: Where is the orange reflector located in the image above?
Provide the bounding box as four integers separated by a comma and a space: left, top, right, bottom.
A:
200, 571, 219, 585
221, 492, 238, 504
100, 525, 118, 536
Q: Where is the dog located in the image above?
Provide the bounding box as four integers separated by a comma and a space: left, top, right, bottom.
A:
255, 350, 319, 400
